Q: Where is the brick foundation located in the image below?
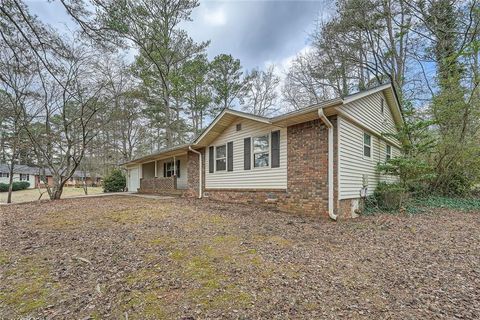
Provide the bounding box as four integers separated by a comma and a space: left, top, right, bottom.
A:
204, 189, 288, 209
140, 177, 176, 194
338, 198, 362, 219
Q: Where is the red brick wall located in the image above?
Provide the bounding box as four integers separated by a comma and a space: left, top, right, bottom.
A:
276, 118, 335, 217
184, 149, 205, 198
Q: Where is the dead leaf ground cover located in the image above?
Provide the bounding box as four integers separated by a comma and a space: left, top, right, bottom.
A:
0, 196, 479, 319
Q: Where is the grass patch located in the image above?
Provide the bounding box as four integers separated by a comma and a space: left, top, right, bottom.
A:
122, 289, 168, 319
191, 285, 252, 311
149, 235, 177, 248
169, 249, 188, 261
0, 251, 10, 265
125, 268, 161, 286
0, 256, 54, 315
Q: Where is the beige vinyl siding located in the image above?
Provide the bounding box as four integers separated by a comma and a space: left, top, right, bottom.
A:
341, 91, 398, 137
205, 119, 287, 189
338, 117, 401, 199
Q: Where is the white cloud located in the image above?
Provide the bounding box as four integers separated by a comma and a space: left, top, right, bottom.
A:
202, 6, 227, 26
263, 45, 313, 81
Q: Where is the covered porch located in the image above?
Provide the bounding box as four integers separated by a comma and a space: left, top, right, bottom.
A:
124, 144, 203, 198
139, 152, 188, 195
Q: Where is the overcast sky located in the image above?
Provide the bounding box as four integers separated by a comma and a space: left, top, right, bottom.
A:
26, 0, 333, 72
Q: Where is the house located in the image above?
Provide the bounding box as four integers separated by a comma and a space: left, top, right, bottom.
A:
0, 164, 39, 189
0, 164, 102, 189
64, 171, 102, 187
37, 169, 102, 188
123, 83, 403, 219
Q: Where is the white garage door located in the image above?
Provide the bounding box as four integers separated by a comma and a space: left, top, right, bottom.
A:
128, 167, 140, 192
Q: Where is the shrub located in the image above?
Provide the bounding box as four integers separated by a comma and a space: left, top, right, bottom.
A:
0, 181, 30, 192
376, 157, 435, 196
103, 168, 126, 193
373, 182, 407, 211
17, 181, 30, 190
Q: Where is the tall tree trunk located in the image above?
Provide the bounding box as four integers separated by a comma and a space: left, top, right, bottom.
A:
7, 158, 15, 204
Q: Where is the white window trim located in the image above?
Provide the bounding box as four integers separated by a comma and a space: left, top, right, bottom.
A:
215, 144, 227, 172
363, 132, 372, 159
252, 133, 271, 169
386, 144, 392, 161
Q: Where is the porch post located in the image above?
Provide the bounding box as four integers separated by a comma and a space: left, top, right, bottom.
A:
154, 160, 158, 177
173, 156, 176, 176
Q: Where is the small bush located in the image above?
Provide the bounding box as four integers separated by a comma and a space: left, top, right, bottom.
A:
17, 181, 30, 190
373, 182, 407, 211
0, 181, 30, 192
103, 169, 126, 193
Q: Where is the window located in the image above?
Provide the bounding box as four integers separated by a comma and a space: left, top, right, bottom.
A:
236, 123, 242, 131
253, 134, 269, 167
386, 145, 392, 161
0, 172, 9, 178
381, 98, 385, 114
20, 174, 29, 181
215, 145, 226, 171
363, 133, 371, 158
165, 161, 179, 177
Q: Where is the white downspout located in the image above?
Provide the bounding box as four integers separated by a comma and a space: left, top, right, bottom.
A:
188, 146, 202, 199
318, 109, 337, 221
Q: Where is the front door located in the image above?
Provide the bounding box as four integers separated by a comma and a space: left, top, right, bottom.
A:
128, 167, 140, 192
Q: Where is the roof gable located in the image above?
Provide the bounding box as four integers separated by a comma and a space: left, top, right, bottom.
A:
342, 83, 403, 127
193, 109, 272, 147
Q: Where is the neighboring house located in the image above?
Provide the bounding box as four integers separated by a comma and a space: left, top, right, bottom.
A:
0, 164, 39, 189
0, 164, 102, 189
123, 83, 403, 219
65, 171, 102, 187
40, 170, 102, 187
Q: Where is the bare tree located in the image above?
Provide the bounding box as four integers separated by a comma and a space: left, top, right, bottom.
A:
24, 38, 109, 200
243, 65, 281, 116
0, 33, 35, 203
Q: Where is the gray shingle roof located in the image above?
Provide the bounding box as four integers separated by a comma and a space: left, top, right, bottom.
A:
0, 164, 40, 175
0, 164, 101, 178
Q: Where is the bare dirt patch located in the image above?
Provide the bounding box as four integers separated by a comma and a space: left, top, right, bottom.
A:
1, 196, 479, 319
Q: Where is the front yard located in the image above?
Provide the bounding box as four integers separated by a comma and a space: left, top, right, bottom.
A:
0, 187, 104, 203
0, 196, 478, 319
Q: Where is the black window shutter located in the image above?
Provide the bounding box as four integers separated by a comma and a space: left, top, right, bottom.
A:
209, 146, 214, 173
163, 162, 166, 177
244, 137, 251, 170
176, 160, 180, 177
227, 141, 233, 171
271, 130, 280, 168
